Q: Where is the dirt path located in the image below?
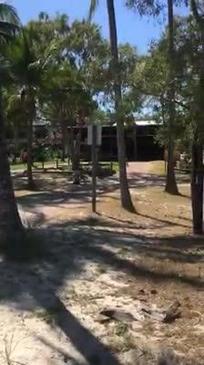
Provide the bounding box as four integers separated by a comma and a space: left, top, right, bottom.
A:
16, 163, 164, 226
127, 161, 151, 175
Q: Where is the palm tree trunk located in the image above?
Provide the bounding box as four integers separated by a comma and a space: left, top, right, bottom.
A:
165, 0, 179, 195
27, 117, 35, 189
0, 88, 24, 252
106, 0, 134, 212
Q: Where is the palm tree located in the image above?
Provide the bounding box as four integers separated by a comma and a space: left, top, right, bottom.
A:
0, 2, 24, 253
89, 0, 135, 212
4, 89, 26, 154
165, 0, 179, 194
0, 3, 19, 41
7, 26, 56, 189
6, 28, 41, 189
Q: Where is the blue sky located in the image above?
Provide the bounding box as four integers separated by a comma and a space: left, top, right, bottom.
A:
11, 0, 188, 54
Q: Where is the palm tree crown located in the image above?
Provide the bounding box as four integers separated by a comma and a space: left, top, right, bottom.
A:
0, 2, 20, 43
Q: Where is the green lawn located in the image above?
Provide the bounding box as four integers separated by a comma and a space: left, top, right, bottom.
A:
112, 161, 119, 172
11, 160, 65, 171
11, 159, 119, 174
11, 163, 26, 171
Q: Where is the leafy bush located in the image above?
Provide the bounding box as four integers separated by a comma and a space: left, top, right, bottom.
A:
34, 146, 51, 162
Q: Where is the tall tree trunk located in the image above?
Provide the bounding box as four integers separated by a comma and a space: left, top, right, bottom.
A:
67, 127, 72, 167
26, 89, 35, 190
165, 0, 179, 195
191, 142, 203, 234
0, 89, 24, 254
70, 127, 74, 167
72, 129, 81, 171
106, 0, 135, 212
13, 126, 19, 162
72, 128, 81, 184
61, 119, 67, 162
190, 0, 204, 233
27, 118, 35, 190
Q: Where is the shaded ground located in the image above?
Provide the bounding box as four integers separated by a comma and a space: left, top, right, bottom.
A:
0, 163, 203, 365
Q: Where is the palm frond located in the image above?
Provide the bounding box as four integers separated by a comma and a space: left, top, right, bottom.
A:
0, 3, 20, 25
88, 0, 99, 21
0, 20, 18, 36
0, 3, 20, 42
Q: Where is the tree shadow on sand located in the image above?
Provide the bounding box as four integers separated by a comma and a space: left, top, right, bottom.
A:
0, 230, 121, 364
0, 215, 203, 364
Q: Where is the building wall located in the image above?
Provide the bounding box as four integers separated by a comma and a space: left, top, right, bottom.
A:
80, 125, 163, 162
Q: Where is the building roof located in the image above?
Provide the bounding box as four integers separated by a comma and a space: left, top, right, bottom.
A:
135, 120, 157, 126
33, 118, 158, 128
112, 119, 158, 127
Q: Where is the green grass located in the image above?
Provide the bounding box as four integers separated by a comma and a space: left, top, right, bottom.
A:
11, 160, 64, 172
11, 163, 25, 171
112, 162, 119, 173
10, 159, 119, 174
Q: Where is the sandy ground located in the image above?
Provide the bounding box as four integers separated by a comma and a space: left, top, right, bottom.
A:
0, 163, 203, 365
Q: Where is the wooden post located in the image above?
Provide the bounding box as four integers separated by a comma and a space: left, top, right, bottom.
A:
92, 125, 97, 213
133, 123, 137, 161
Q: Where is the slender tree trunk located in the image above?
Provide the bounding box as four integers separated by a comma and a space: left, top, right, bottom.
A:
165, 0, 179, 195
0, 89, 24, 253
26, 89, 35, 190
72, 129, 81, 171
72, 128, 81, 184
191, 74, 204, 234
191, 142, 203, 234
13, 126, 19, 162
106, 0, 135, 212
92, 125, 97, 212
70, 126, 74, 167
27, 118, 35, 189
61, 119, 67, 162
67, 127, 72, 167
190, 0, 204, 233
